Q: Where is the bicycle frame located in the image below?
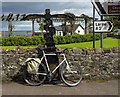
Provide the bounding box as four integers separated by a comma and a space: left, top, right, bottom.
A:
25, 49, 82, 86
39, 50, 69, 74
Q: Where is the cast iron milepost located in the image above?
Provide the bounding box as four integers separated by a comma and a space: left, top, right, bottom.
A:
21, 9, 74, 83
43, 9, 56, 52
22, 9, 74, 52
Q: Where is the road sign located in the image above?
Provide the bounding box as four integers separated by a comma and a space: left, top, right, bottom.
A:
91, 0, 120, 16
108, 5, 120, 14
94, 21, 113, 32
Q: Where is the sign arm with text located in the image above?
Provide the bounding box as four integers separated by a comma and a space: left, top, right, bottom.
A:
91, 0, 120, 16
94, 21, 113, 32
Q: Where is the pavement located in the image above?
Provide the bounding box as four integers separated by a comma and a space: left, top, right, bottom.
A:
2, 80, 118, 95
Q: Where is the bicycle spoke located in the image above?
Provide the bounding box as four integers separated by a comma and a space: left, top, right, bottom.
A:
36, 73, 47, 75
61, 61, 82, 87
24, 60, 47, 86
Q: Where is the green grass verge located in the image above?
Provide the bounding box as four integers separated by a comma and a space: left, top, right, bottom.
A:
2, 37, 119, 49
2, 45, 38, 49
56, 37, 119, 49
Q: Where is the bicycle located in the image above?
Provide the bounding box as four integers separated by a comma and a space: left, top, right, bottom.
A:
23, 48, 83, 87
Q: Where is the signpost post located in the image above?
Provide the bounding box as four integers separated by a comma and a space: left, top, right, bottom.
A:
93, 5, 95, 48
101, 16, 103, 48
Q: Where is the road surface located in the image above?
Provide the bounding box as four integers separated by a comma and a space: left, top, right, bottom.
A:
2, 80, 118, 95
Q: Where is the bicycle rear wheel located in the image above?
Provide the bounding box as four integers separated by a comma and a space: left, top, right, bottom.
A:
61, 61, 82, 87
24, 60, 47, 86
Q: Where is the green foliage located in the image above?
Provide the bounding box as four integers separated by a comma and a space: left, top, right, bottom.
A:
56, 37, 119, 49
1, 33, 107, 46
95, 33, 101, 40
64, 35, 73, 43
72, 34, 82, 43
103, 33, 107, 38
2, 38, 118, 49
2, 37, 6, 46
53, 35, 58, 45
2, 36, 42, 46
104, 16, 120, 31
39, 36, 46, 45
55, 36, 66, 44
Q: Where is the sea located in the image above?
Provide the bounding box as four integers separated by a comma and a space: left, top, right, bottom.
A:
1, 31, 33, 37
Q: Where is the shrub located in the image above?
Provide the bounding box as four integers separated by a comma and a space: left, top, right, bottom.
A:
2, 37, 6, 46
72, 34, 82, 43
1, 33, 107, 46
64, 35, 73, 43
16, 36, 27, 46
27, 37, 34, 45
103, 33, 107, 38
56, 36, 66, 44
39, 36, 45, 45
53, 35, 58, 45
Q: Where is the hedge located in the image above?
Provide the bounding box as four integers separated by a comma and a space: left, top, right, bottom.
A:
1, 33, 107, 46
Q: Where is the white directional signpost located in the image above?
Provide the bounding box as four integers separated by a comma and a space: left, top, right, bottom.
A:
94, 21, 113, 32
92, 0, 120, 16
91, 0, 120, 48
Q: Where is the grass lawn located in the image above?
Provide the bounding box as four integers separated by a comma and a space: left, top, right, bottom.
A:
2, 45, 38, 49
56, 37, 119, 49
2, 37, 119, 49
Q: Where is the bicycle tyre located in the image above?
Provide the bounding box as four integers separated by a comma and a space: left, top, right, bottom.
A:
24, 59, 47, 86
61, 61, 82, 87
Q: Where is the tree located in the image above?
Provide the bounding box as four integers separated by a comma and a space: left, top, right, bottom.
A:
61, 23, 69, 35
8, 24, 15, 37
80, 14, 91, 34
62, 19, 67, 36
65, 13, 76, 35
104, 16, 120, 31
39, 23, 44, 32
37, 20, 45, 36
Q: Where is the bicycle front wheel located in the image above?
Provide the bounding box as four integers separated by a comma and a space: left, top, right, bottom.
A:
24, 60, 47, 86
61, 61, 82, 87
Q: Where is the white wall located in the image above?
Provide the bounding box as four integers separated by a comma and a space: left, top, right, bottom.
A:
75, 26, 84, 35
56, 30, 63, 36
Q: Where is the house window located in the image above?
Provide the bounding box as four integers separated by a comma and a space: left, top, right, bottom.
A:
78, 30, 80, 33
59, 32, 61, 36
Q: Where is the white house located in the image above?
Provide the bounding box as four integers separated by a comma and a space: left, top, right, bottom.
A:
74, 24, 84, 35
55, 26, 63, 36
55, 24, 85, 36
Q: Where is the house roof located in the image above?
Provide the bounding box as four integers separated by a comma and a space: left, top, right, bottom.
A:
55, 26, 63, 31
55, 24, 84, 31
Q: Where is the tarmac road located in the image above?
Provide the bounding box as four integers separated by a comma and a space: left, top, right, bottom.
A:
2, 80, 118, 95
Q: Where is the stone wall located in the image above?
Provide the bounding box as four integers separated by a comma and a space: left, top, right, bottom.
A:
1, 46, 120, 82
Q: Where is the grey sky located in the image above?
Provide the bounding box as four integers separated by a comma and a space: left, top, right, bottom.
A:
2, 0, 90, 2
1, 1, 99, 31
2, 2, 92, 15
